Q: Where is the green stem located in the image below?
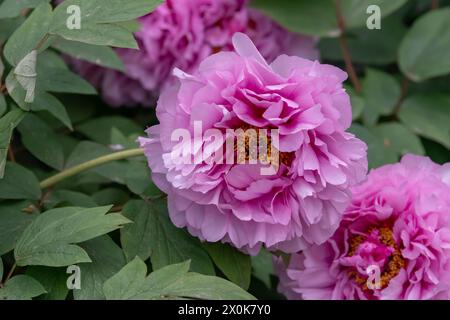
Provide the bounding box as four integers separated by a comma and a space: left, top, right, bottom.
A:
39, 148, 145, 189
5, 263, 17, 282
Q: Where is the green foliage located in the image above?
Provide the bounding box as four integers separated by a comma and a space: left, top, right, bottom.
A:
103, 258, 255, 300
14, 205, 130, 266
0, 0, 449, 301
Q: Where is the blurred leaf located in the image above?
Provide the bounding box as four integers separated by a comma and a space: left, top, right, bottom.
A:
251, 0, 406, 37
52, 39, 125, 71
45, 190, 98, 208
92, 188, 129, 206
349, 124, 396, 168
399, 8, 450, 81
0, 162, 41, 200
3, 2, 52, 65
0, 200, 38, 255
0, 0, 50, 19
251, 248, 274, 288
0, 108, 25, 178
362, 68, 401, 125
14, 205, 130, 266
125, 161, 161, 197
120, 199, 214, 275
345, 85, 365, 120
26, 266, 69, 300
0, 275, 46, 300
399, 94, 450, 149
0, 17, 24, 44
423, 138, 450, 165
103, 258, 255, 300
319, 17, 406, 65
77, 116, 142, 145
203, 242, 251, 290
372, 122, 425, 156
74, 235, 126, 300
0, 257, 3, 280
350, 122, 424, 168
18, 114, 65, 170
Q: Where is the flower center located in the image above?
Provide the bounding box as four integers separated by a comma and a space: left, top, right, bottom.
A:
234, 124, 294, 167
346, 226, 405, 290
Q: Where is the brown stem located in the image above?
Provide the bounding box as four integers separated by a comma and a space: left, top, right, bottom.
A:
7, 145, 16, 162
431, 0, 439, 10
35, 33, 50, 51
4, 263, 17, 282
334, 0, 362, 93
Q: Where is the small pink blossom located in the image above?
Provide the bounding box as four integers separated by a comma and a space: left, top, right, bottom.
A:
275, 155, 450, 300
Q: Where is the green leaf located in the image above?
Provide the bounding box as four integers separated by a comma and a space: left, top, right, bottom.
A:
203, 242, 251, 290
38, 66, 96, 95
0, 108, 25, 178
52, 22, 139, 49
0, 162, 41, 200
349, 124, 396, 168
0, 95, 6, 117
26, 266, 69, 300
251, 0, 406, 37
341, 0, 407, 29
371, 122, 425, 157
362, 68, 401, 125
251, 248, 274, 288
103, 258, 255, 300
349, 122, 423, 168
120, 200, 154, 262
73, 235, 126, 300
3, 2, 53, 65
52, 39, 124, 71
77, 116, 142, 145
45, 190, 98, 208
65, 141, 128, 184
0, 275, 46, 300
31, 92, 72, 129
52, 0, 162, 25
319, 17, 406, 65
50, 0, 162, 48
0, 200, 38, 255
14, 206, 130, 266
399, 8, 450, 81
399, 94, 450, 149
18, 114, 65, 170
125, 161, 161, 197
251, 0, 338, 37
120, 199, 214, 275
92, 188, 129, 206
0, 0, 50, 19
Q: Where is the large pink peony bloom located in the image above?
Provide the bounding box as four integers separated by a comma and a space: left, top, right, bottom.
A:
276, 155, 450, 300
139, 32, 367, 255
66, 0, 318, 107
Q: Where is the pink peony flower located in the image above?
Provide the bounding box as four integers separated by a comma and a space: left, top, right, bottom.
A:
139, 32, 367, 255
66, 0, 318, 107
275, 155, 450, 300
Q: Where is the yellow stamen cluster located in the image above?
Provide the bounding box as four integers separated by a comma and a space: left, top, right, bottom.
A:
347, 226, 405, 290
